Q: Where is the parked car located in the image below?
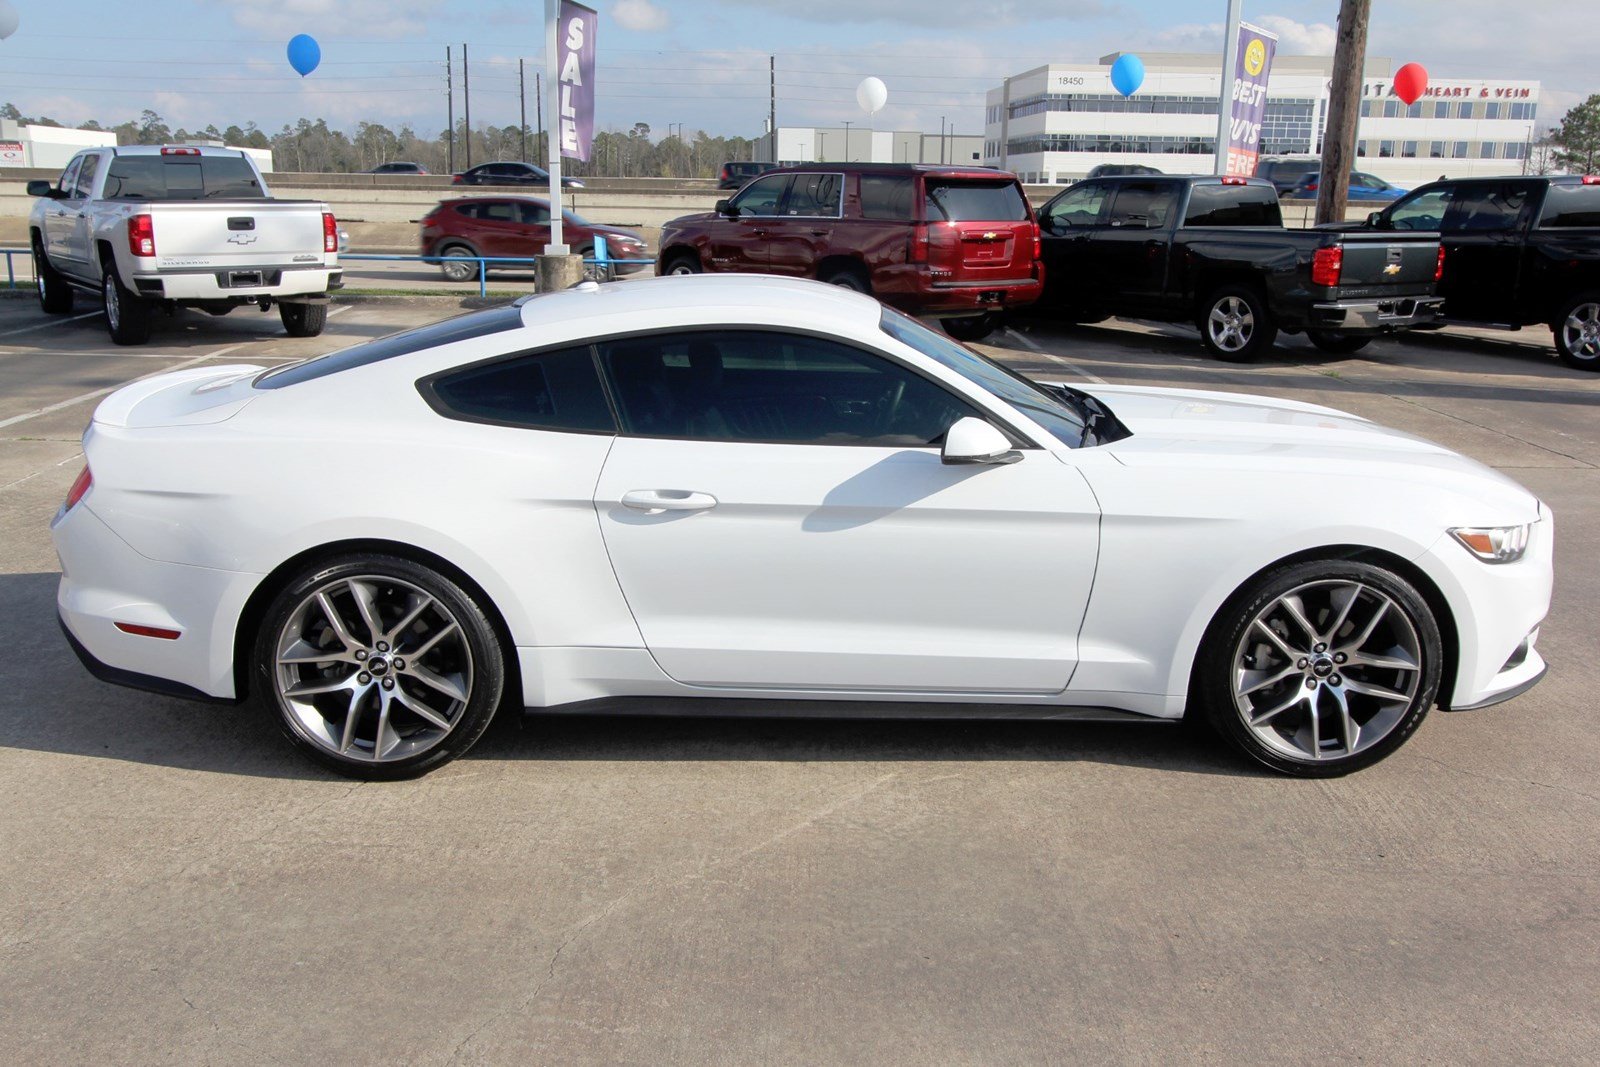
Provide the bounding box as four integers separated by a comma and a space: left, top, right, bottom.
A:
717, 160, 781, 189
657, 163, 1043, 340
1254, 155, 1323, 195
1086, 163, 1162, 179
452, 161, 584, 189
419, 196, 650, 281
1031, 175, 1444, 360
367, 161, 429, 175
53, 275, 1552, 780
27, 145, 339, 345
1285, 170, 1408, 202
1334, 175, 1600, 369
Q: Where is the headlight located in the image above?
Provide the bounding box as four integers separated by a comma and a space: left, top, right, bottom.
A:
1449, 523, 1532, 564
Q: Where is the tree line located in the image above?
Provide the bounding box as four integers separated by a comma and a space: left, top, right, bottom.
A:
3, 103, 760, 177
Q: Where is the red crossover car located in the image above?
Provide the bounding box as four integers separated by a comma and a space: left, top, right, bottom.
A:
420, 196, 650, 281
657, 163, 1043, 340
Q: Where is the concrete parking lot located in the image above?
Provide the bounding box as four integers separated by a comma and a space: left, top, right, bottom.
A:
1, 293, 1596, 1063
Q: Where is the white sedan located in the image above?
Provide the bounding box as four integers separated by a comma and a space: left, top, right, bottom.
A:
52, 275, 1553, 779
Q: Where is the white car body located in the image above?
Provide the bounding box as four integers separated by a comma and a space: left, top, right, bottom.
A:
53, 276, 1551, 754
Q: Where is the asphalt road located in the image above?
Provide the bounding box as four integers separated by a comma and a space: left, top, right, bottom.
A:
1, 293, 1596, 1064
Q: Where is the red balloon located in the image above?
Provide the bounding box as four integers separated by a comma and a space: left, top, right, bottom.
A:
1394, 62, 1429, 106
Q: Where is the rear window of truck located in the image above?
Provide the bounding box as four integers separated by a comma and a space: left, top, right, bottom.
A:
923, 179, 1029, 223
102, 155, 265, 200
1183, 183, 1283, 227
1539, 185, 1600, 228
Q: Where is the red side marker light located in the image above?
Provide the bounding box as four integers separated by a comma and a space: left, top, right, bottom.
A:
64, 465, 92, 511
115, 622, 182, 640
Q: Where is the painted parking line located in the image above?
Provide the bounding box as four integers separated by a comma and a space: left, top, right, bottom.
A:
1003, 327, 1107, 384
0, 342, 250, 431
0, 311, 102, 340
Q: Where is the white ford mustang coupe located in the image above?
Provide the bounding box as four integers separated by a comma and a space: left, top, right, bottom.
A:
53, 276, 1552, 779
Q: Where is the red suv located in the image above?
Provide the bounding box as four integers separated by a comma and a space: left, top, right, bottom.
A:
657, 164, 1043, 339
420, 196, 650, 281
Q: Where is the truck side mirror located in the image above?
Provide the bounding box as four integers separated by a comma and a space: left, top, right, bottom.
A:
1366, 211, 1386, 228
714, 198, 735, 217
26, 180, 62, 199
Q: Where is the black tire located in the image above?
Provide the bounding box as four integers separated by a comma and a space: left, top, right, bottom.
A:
32, 236, 73, 314
102, 263, 151, 346
253, 554, 508, 780
662, 251, 701, 276
1307, 330, 1372, 355
1552, 290, 1600, 371
437, 244, 482, 282
1198, 284, 1277, 362
819, 266, 870, 293
280, 301, 328, 338
1192, 559, 1443, 778
943, 314, 1001, 342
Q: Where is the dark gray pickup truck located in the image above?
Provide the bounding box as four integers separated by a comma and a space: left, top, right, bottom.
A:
1332, 175, 1600, 370
1032, 175, 1445, 361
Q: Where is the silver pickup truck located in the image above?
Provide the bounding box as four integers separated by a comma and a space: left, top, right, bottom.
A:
27, 145, 341, 345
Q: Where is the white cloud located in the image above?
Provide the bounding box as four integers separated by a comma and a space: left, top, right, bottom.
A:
1152, 16, 1333, 56
612, 0, 669, 32
216, 0, 441, 40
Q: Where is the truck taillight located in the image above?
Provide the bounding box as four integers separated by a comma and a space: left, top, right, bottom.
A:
127, 214, 155, 257
910, 223, 929, 264
1311, 245, 1343, 287
1435, 244, 1446, 281
64, 464, 92, 512
323, 212, 338, 253
160, 147, 200, 156
1221, 176, 1249, 185
1582, 175, 1600, 185
1031, 220, 1042, 261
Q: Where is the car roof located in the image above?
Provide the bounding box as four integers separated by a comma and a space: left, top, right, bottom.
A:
516, 274, 882, 334
444, 194, 557, 208
766, 162, 1014, 180
106, 145, 249, 158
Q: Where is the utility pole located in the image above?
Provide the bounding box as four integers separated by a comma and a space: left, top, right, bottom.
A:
768, 55, 776, 162
463, 43, 472, 169
843, 120, 852, 161
535, 72, 544, 164
1213, 0, 1243, 174
1316, 0, 1370, 224
940, 116, 946, 164
519, 58, 527, 162
446, 46, 454, 173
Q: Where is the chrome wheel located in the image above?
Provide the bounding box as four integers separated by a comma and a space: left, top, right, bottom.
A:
440, 248, 478, 281
1231, 580, 1423, 763
1208, 295, 1254, 354
103, 272, 120, 332
1560, 301, 1600, 361
273, 575, 474, 764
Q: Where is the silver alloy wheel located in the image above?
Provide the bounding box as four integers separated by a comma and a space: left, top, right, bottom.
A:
440, 248, 477, 281
103, 273, 120, 332
666, 259, 697, 276
1208, 295, 1254, 353
1231, 579, 1423, 762
1561, 301, 1600, 361
273, 575, 474, 764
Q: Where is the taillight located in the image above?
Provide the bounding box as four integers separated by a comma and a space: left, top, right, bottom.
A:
323, 212, 338, 253
1311, 245, 1343, 287
451, 174, 463, 184
127, 214, 155, 257
910, 223, 929, 263
159, 147, 200, 156
1305, 182, 1319, 192
1582, 175, 1599, 185
1221, 176, 1249, 185
1031, 220, 1042, 261
64, 465, 92, 511
420, 209, 440, 226
1435, 244, 1446, 281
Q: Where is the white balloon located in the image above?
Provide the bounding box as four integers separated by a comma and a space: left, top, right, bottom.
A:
856, 76, 888, 116
0, 1, 18, 41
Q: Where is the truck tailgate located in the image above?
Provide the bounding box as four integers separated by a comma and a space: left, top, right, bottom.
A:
1333, 233, 1439, 295
148, 201, 330, 270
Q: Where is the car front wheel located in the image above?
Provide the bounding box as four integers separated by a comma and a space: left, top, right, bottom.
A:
1194, 559, 1442, 777
33, 240, 73, 314
254, 555, 507, 780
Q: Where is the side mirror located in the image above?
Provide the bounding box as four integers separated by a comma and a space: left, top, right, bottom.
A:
942, 417, 1022, 466
714, 198, 736, 217
1041, 215, 1065, 234
26, 180, 61, 199
1366, 210, 1386, 228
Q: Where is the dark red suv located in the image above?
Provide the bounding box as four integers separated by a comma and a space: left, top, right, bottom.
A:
657, 164, 1043, 339
420, 196, 650, 281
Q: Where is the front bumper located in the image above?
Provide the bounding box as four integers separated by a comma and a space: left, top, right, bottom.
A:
1310, 295, 1445, 331
131, 265, 340, 303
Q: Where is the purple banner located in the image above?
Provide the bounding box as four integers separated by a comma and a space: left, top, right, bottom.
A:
1225, 21, 1278, 176
558, 0, 596, 162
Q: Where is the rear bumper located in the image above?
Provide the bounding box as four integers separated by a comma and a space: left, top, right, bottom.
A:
131, 265, 339, 302
1310, 295, 1444, 332
898, 273, 1045, 317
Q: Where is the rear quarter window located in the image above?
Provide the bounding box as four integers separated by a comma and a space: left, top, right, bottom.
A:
1539, 185, 1600, 228
1184, 184, 1283, 227
859, 174, 915, 220
423, 345, 615, 433
923, 179, 1030, 222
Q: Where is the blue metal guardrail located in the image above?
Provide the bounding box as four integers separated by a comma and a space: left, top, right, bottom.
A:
2, 235, 654, 300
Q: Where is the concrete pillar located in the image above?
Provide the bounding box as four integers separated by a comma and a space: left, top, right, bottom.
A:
537, 253, 586, 293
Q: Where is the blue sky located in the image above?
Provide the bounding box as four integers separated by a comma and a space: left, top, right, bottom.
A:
0, 1, 1588, 140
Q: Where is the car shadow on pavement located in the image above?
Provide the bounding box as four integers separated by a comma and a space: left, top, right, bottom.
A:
1, 571, 1258, 781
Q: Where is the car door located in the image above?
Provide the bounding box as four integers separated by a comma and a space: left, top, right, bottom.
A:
43, 156, 84, 275
465, 200, 523, 257
1096, 180, 1180, 313
1037, 181, 1113, 312
591, 328, 1101, 693
63, 152, 102, 272
1436, 180, 1537, 324
514, 200, 553, 260
707, 173, 790, 272
765, 171, 842, 278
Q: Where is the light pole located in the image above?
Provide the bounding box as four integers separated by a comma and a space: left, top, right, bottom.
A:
843, 120, 853, 161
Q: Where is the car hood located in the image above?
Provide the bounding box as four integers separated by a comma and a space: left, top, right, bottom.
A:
1085, 384, 1540, 519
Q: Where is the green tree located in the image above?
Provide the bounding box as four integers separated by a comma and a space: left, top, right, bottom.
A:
1551, 94, 1600, 175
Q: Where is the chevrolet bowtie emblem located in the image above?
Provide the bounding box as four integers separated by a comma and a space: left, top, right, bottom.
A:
983, 231, 997, 239
227, 232, 258, 246
1383, 263, 1401, 275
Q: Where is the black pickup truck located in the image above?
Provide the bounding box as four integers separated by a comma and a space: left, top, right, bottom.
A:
1031, 175, 1445, 361
1332, 175, 1600, 370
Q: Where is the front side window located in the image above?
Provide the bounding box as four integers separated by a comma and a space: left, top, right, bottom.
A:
57, 157, 82, 197
73, 154, 101, 199
1385, 187, 1453, 231
784, 172, 842, 217
729, 174, 790, 217
424, 345, 614, 433
600, 329, 977, 446
1041, 182, 1110, 230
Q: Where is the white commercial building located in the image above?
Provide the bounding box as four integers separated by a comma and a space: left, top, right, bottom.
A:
985, 53, 1541, 187
0, 119, 118, 170
759, 126, 984, 166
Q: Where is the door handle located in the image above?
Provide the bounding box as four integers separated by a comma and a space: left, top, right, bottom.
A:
621, 489, 718, 513
809, 229, 828, 237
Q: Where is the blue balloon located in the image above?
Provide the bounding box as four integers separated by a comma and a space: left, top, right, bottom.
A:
287, 34, 321, 78
1110, 53, 1145, 97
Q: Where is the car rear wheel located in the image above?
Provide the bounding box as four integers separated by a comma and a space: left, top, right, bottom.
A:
819, 266, 870, 293
1553, 291, 1600, 371
439, 246, 481, 282
102, 265, 151, 346
663, 252, 701, 276
33, 239, 73, 314
1307, 330, 1371, 354
1194, 559, 1442, 777
280, 301, 328, 338
255, 555, 507, 780
943, 314, 1001, 342
1199, 284, 1276, 362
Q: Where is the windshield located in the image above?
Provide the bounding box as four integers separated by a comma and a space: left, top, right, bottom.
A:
879, 307, 1086, 447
